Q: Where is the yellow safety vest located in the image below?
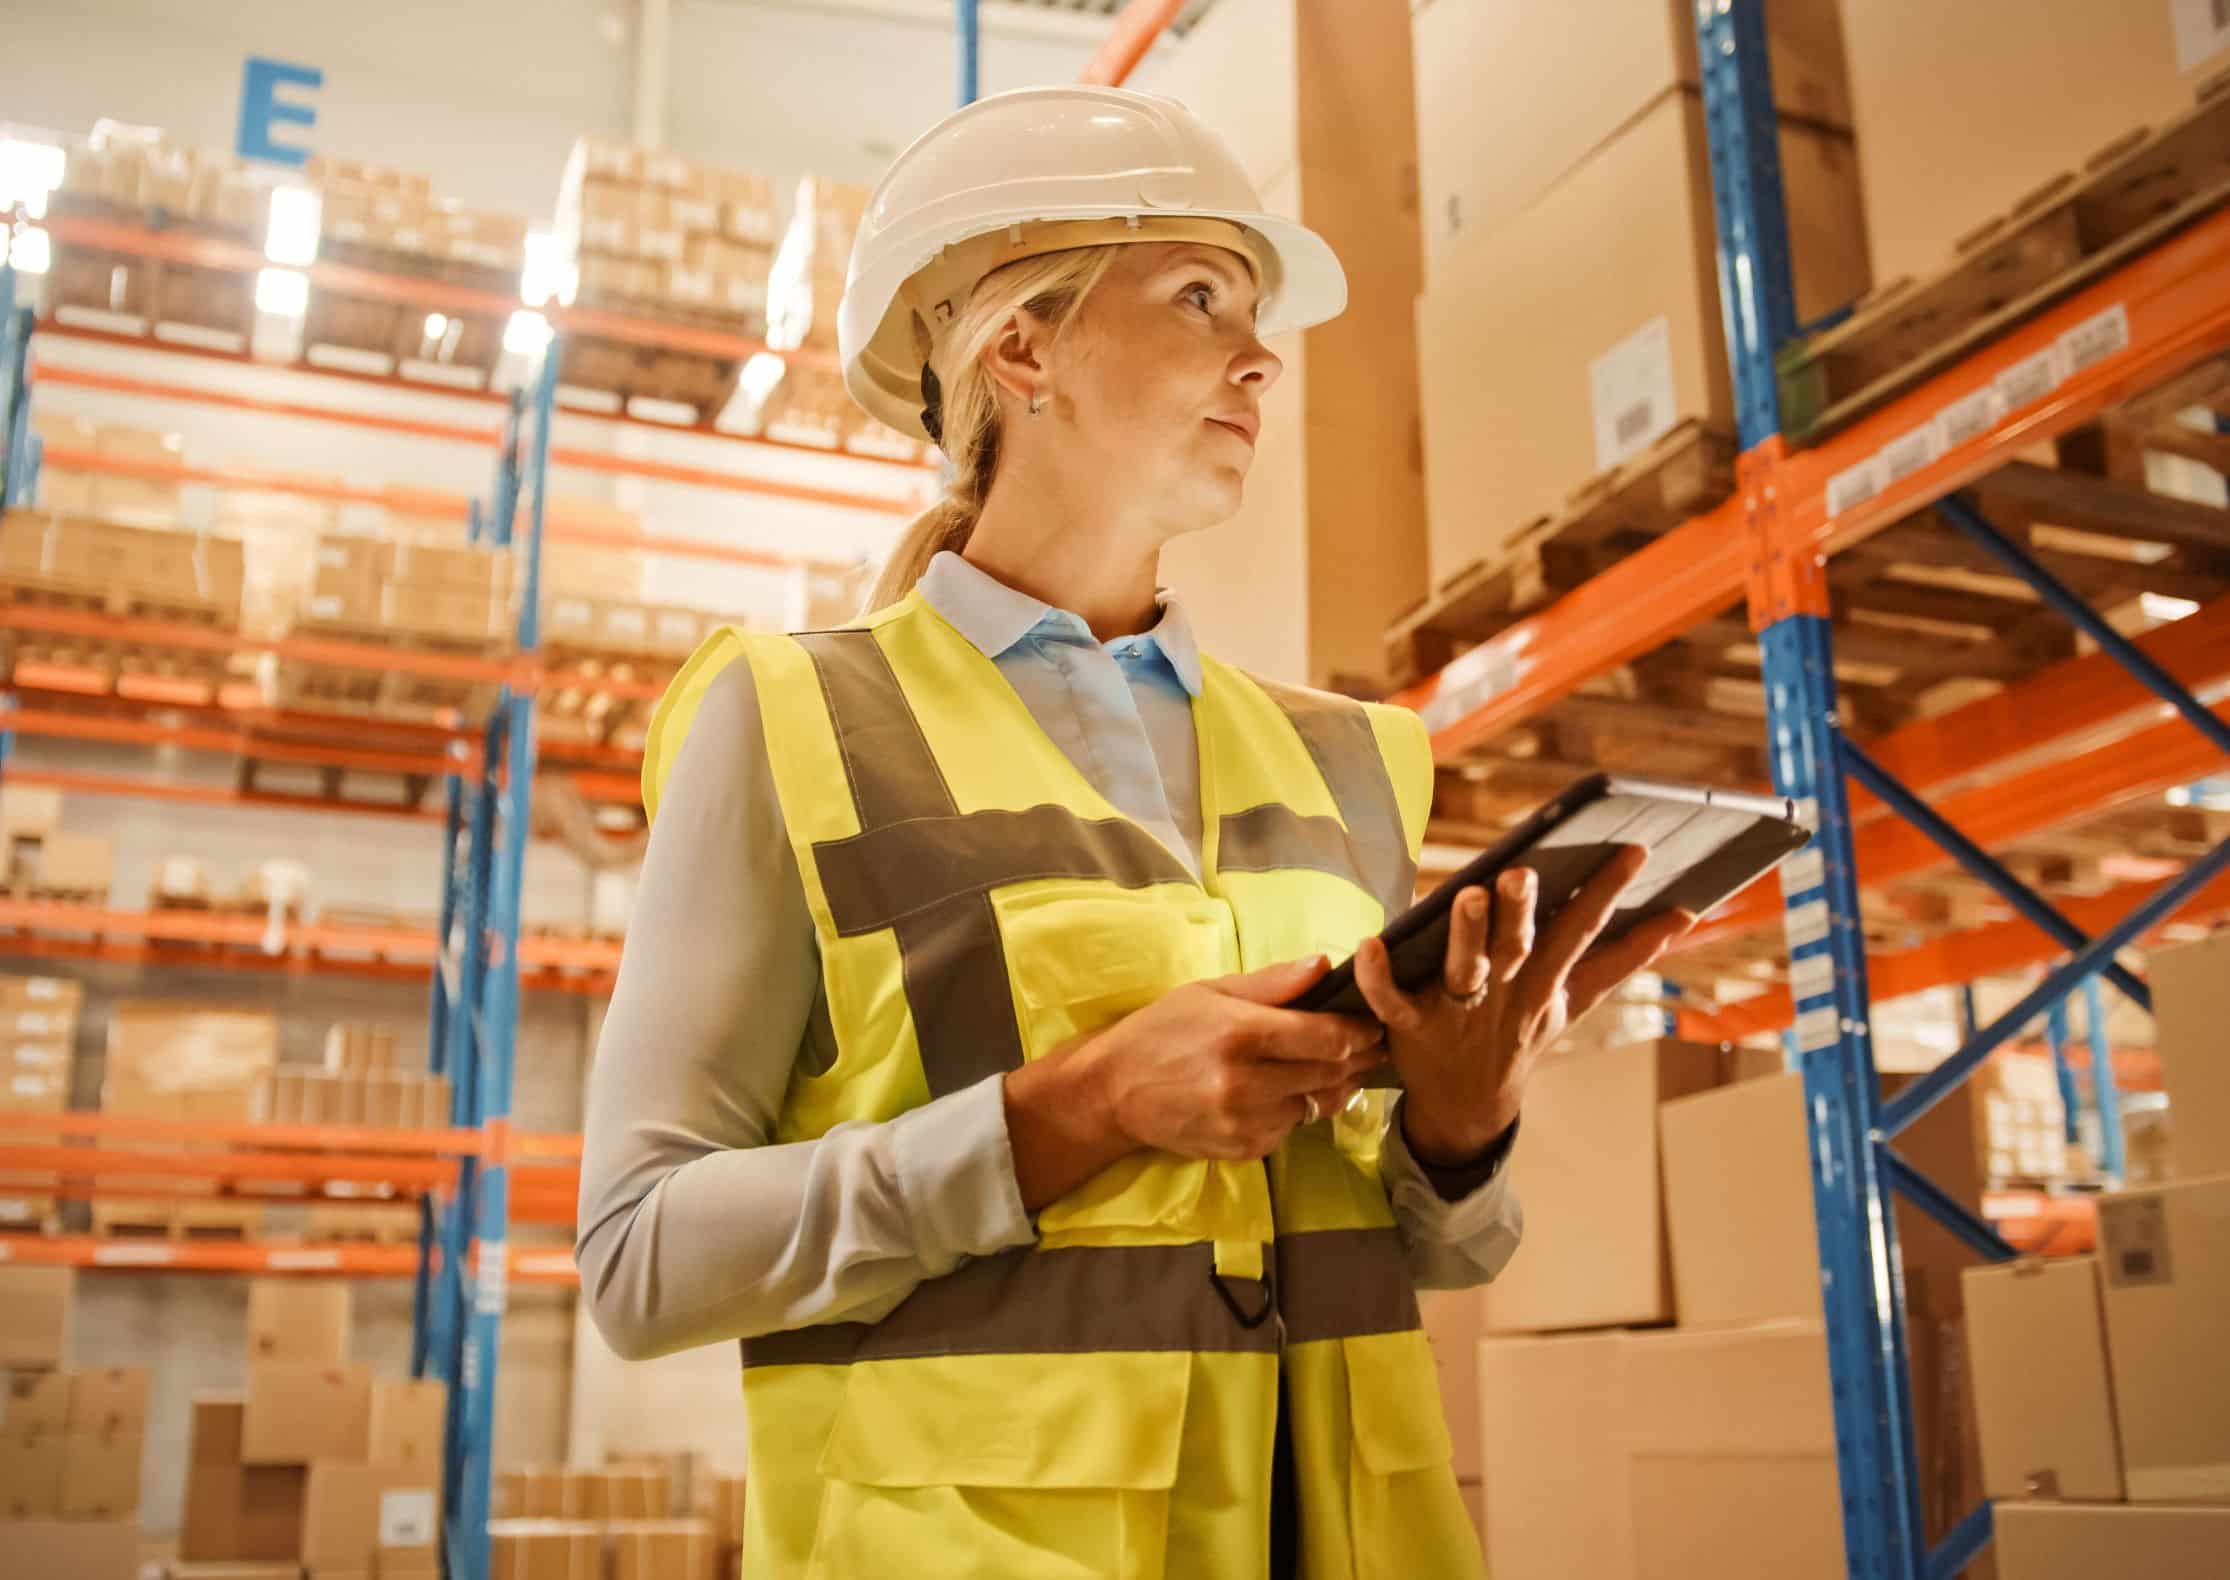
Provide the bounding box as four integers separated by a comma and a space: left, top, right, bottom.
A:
642, 586, 1484, 1580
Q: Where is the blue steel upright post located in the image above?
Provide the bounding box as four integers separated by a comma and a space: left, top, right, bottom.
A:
1695, 4, 1927, 1577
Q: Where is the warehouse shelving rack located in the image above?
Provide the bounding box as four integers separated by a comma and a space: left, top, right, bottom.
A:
0, 193, 932, 1579
1375, 6, 2230, 1574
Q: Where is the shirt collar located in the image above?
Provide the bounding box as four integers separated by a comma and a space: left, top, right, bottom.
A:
917, 549, 1204, 698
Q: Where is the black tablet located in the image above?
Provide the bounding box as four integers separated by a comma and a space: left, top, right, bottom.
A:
1287, 773, 1811, 1024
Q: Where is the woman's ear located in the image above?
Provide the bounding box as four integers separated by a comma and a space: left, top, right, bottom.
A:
980, 307, 1051, 410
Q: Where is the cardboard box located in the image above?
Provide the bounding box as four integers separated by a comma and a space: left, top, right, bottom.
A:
1477, 1331, 1631, 1580
1659, 1072, 1824, 1327
697, 1470, 745, 1549
364, 1075, 409, 1130
488, 1520, 602, 1580
33, 831, 112, 895
1623, 1323, 1844, 1580
609, 1519, 717, 1580
330, 1072, 368, 1128
181, 1463, 309, 1563
1842, 0, 2230, 285
510, 1467, 565, 1519
2148, 931, 2230, 1179
367, 1380, 445, 1473
1416, 90, 1867, 586
68, 1369, 149, 1436
0, 1518, 139, 1580
1484, 1040, 1722, 1333
106, 1003, 279, 1094
241, 1364, 371, 1465
2097, 1173, 2230, 1501
1661, 1070, 1985, 1329
0, 1424, 64, 1517
59, 1426, 143, 1519
301, 1464, 439, 1572
0, 1265, 70, 1363
1994, 1502, 2230, 1579
1412, 0, 1850, 279
0, 975, 78, 1016
5, 1370, 72, 1432
1962, 1257, 2123, 1500
249, 1280, 351, 1365
182, 1401, 309, 1561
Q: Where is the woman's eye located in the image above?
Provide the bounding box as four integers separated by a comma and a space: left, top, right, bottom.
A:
1184, 283, 1216, 313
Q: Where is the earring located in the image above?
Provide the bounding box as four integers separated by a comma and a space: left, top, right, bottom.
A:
1027, 390, 1044, 418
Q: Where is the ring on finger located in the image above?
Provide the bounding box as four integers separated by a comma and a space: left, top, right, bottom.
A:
1301, 1092, 1321, 1125
1438, 979, 1492, 1011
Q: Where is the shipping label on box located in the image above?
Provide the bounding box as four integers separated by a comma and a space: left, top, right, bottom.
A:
379, 1486, 438, 1548
1589, 315, 1679, 472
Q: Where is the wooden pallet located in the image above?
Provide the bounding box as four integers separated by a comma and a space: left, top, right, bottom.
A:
173, 1199, 265, 1239
1779, 77, 2230, 441
3, 578, 241, 705
270, 619, 507, 726
45, 192, 260, 350
303, 240, 513, 385
1384, 420, 1738, 690
304, 1201, 420, 1244
557, 286, 762, 420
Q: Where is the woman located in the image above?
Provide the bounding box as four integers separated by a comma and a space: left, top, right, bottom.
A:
577, 85, 1691, 1578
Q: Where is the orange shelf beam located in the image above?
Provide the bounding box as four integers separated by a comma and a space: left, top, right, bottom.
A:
1679, 862, 2230, 1042
32, 324, 937, 472
0, 897, 621, 966
1080, 0, 1186, 86
0, 1110, 581, 1161
1396, 202, 2230, 756
34, 445, 906, 544
0, 1234, 579, 1282
33, 361, 496, 445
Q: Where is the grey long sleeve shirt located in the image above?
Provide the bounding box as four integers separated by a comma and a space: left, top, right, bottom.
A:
576, 553, 1523, 1361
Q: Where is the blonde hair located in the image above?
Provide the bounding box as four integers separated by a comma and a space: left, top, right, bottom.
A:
858, 244, 1123, 616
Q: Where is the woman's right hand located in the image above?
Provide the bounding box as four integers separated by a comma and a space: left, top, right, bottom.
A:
1086, 954, 1386, 1159
1003, 955, 1385, 1210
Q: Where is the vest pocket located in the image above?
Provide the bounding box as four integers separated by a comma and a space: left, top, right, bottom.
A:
808, 1350, 1193, 1580
1342, 1329, 1483, 1580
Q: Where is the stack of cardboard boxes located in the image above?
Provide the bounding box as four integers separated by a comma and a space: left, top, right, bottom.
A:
1467, 1046, 1990, 1578
1410, 0, 1869, 588
0, 1267, 142, 1579
258, 1023, 452, 1135
55, 128, 277, 238
1953, 931, 2229, 1575
0, 789, 112, 907
489, 1465, 720, 1580
757, 176, 919, 456
1837, 1, 2230, 288
1972, 1052, 2073, 1185
96, 1003, 280, 1235
306, 157, 529, 274
2, 504, 244, 620
556, 138, 778, 327
28, 412, 189, 526
183, 1279, 447, 1579
296, 534, 516, 649
0, 972, 83, 1225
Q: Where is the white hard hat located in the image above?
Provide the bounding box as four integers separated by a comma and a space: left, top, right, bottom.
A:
840, 84, 1349, 444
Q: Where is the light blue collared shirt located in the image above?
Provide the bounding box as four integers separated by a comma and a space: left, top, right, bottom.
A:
917, 550, 1206, 883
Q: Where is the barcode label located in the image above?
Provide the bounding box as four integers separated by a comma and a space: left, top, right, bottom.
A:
1795, 1006, 1842, 1053
1781, 848, 1825, 896
380, 1488, 438, 1547
1589, 316, 1677, 471
1789, 952, 1835, 1003
2057, 302, 2131, 376
1994, 347, 2063, 413
1881, 424, 1941, 484
1784, 898, 1832, 950
1933, 388, 2001, 451
1825, 456, 1886, 518
477, 1242, 509, 1315
1418, 643, 1520, 733
2098, 1194, 2173, 1287
2170, 0, 2230, 68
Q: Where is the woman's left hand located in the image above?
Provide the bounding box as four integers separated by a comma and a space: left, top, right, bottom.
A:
1350, 844, 1696, 1165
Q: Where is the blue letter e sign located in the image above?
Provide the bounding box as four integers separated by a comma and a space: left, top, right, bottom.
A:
237, 57, 323, 167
